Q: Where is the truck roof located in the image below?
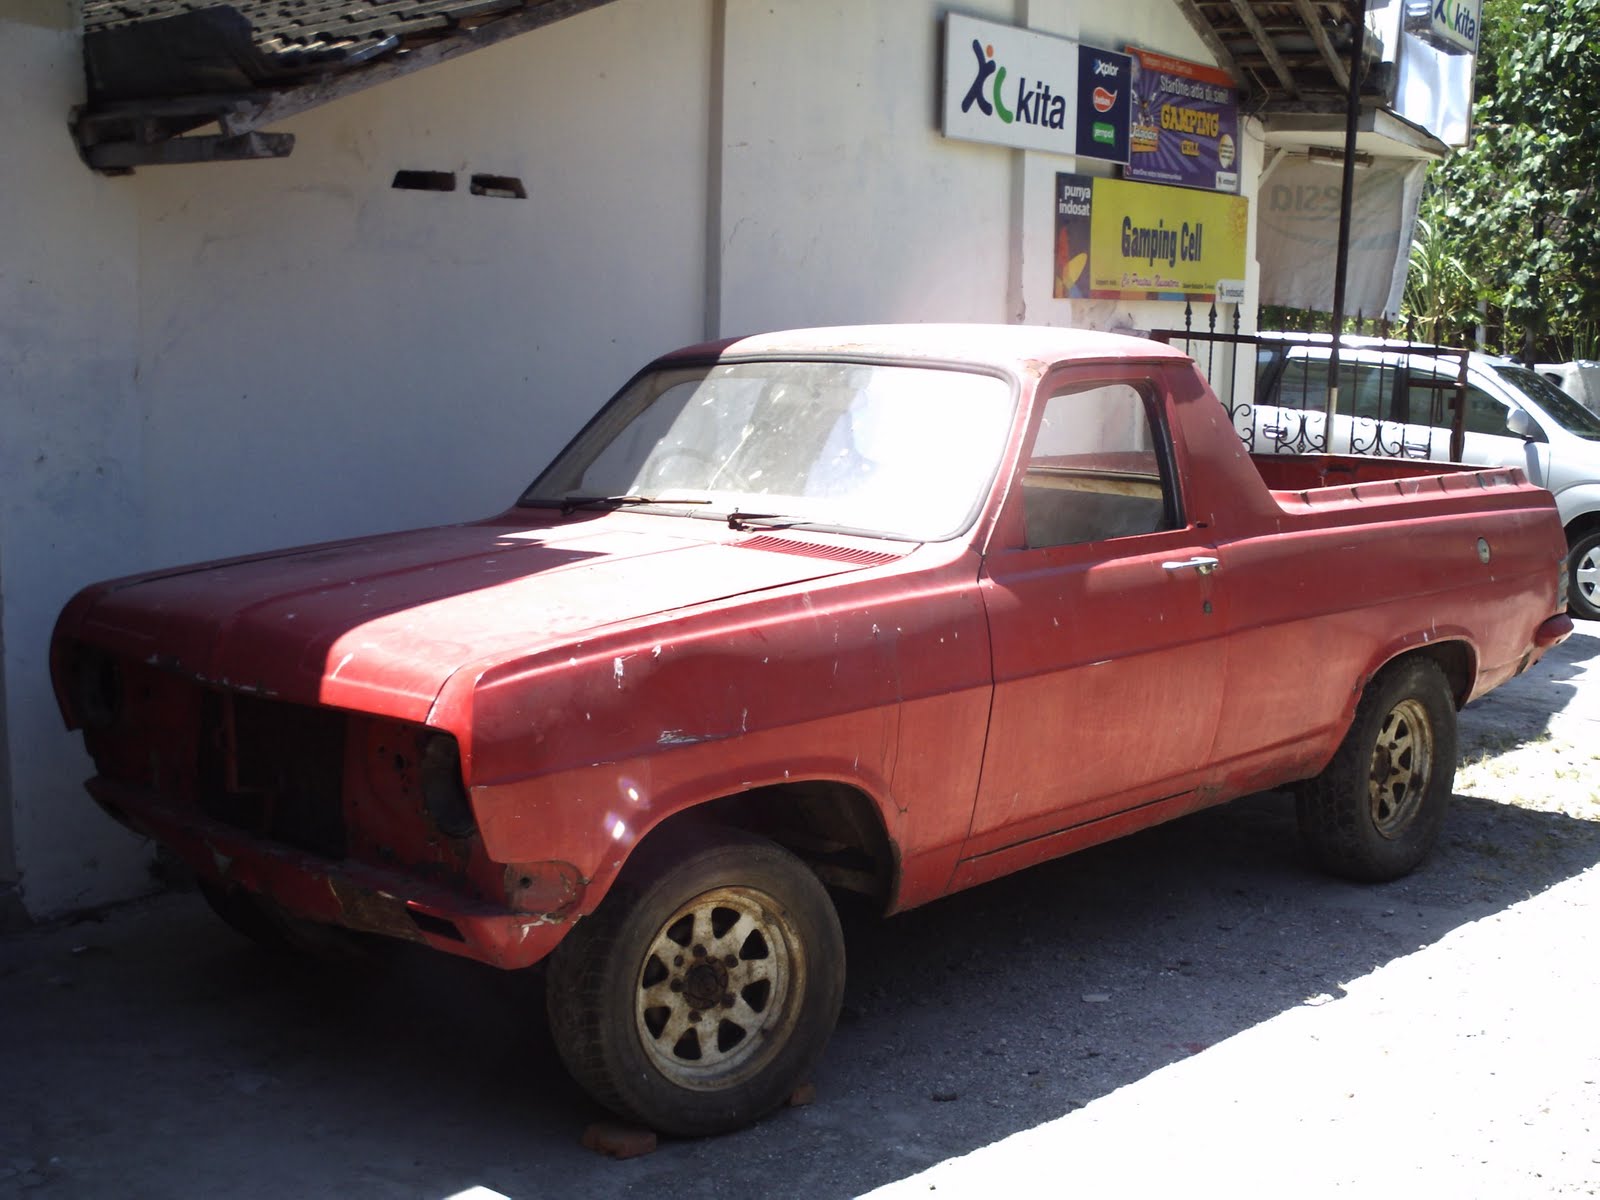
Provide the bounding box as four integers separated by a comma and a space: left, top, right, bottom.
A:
658, 324, 1192, 374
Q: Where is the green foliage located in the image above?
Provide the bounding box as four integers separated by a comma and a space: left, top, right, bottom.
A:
1417, 0, 1600, 358
1398, 212, 1476, 345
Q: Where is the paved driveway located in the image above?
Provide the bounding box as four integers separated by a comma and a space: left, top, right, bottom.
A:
4, 629, 1598, 1198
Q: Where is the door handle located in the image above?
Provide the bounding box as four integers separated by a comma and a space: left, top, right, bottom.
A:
1161, 556, 1219, 576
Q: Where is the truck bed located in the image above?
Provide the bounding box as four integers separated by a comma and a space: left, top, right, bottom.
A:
1250, 453, 1530, 513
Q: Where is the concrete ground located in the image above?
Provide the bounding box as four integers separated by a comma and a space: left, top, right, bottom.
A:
3, 627, 1597, 1199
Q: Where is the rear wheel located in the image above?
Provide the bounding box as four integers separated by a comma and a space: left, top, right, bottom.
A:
1296, 657, 1457, 882
546, 828, 844, 1136
1569, 530, 1600, 622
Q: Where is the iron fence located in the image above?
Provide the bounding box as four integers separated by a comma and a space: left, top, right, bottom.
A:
1150, 305, 1472, 461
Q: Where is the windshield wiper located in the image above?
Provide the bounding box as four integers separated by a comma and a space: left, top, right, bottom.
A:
556, 495, 712, 516
727, 510, 814, 531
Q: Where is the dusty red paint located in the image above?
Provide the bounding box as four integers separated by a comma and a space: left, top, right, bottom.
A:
51, 326, 1572, 969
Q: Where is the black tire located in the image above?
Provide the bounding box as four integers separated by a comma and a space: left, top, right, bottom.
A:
545, 827, 845, 1136
1296, 657, 1457, 882
1569, 530, 1600, 622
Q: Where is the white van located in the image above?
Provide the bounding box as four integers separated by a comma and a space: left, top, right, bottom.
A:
1251, 334, 1600, 621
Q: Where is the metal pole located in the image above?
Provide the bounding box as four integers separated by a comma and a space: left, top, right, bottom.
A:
1324, 0, 1368, 431
1521, 210, 1544, 366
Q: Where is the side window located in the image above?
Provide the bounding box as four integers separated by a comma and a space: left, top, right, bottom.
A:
1272, 357, 1395, 419
1022, 381, 1178, 548
1347, 363, 1394, 422
1463, 387, 1512, 437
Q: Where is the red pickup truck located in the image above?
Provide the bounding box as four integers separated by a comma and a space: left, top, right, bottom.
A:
52, 325, 1572, 1135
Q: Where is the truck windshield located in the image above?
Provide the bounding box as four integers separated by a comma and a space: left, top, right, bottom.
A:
1494, 364, 1600, 440
520, 360, 1016, 541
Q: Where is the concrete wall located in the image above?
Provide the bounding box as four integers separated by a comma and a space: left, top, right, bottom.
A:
133, 1, 715, 566
3, 0, 1265, 919
1, 3, 146, 920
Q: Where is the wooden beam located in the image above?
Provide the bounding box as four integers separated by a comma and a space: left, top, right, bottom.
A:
235, 0, 618, 132
1227, 0, 1300, 98
1290, 0, 1351, 91
1170, 0, 1249, 90
84, 130, 294, 170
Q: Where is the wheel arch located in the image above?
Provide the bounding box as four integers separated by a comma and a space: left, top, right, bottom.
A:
1565, 507, 1600, 547
637, 780, 899, 912
1390, 639, 1475, 709
1364, 635, 1477, 710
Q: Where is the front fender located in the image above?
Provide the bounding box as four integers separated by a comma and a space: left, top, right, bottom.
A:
448, 593, 911, 909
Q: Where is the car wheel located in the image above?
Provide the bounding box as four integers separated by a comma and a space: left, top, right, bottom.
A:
1569, 530, 1600, 622
1295, 657, 1457, 883
546, 827, 844, 1136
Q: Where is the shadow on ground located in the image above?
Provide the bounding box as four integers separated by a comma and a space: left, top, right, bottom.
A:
4, 634, 1596, 1199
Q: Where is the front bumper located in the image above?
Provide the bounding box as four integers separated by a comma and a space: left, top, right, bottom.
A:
88, 777, 573, 970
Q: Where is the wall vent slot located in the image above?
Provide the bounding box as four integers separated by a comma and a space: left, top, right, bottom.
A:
392, 170, 456, 192
470, 174, 527, 199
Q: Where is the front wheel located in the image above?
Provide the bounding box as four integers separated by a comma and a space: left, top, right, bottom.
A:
545, 828, 844, 1136
1569, 530, 1600, 622
1296, 657, 1457, 882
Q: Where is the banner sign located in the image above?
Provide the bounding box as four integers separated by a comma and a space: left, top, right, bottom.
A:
1125, 48, 1240, 193
943, 14, 1130, 161
1403, 0, 1480, 54
1257, 157, 1428, 317
1054, 172, 1248, 301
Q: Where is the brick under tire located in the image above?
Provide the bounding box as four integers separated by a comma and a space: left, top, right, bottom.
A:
546, 827, 845, 1136
1296, 657, 1457, 883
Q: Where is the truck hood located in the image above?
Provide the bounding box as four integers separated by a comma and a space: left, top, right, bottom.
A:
67, 515, 892, 721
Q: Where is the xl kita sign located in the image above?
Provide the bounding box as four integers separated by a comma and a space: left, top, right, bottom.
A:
943, 14, 1131, 161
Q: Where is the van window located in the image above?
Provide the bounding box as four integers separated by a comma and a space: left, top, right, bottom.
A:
1462, 387, 1511, 437
1495, 364, 1600, 440
1272, 356, 1396, 421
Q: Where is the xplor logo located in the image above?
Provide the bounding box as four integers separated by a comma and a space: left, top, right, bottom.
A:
959, 38, 1069, 129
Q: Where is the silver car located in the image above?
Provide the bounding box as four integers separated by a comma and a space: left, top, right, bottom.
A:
1250, 335, 1600, 622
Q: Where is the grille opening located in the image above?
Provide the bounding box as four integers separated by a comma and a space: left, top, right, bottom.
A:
199, 693, 348, 860
409, 910, 466, 942
392, 169, 456, 192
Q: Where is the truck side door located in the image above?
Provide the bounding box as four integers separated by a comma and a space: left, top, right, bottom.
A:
965, 364, 1228, 857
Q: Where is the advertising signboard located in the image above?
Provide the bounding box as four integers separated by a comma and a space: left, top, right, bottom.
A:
1054, 172, 1248, 301
1076, 43, 1133, 164
942, 14, 1130, 160
1403, 0, 1481, 54
1125, 48, 1240, 193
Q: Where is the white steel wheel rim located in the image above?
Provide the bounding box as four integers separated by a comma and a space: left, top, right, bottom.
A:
1578, 543, 1600, 606
634, 886, 799, 1091
1369, 697, 1433, 839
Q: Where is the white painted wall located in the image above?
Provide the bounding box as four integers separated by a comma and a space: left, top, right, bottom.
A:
1, 8, 147, 916
133, 1, 714, 566
3, 0, 1264, 918
715, 0, 1020, 332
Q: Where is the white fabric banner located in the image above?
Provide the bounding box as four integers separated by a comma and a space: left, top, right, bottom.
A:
1394, 32, 1475, 147
1257, 156, 1428, 318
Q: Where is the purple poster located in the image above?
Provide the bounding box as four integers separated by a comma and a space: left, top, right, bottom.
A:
1125, 48, 1241, 194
